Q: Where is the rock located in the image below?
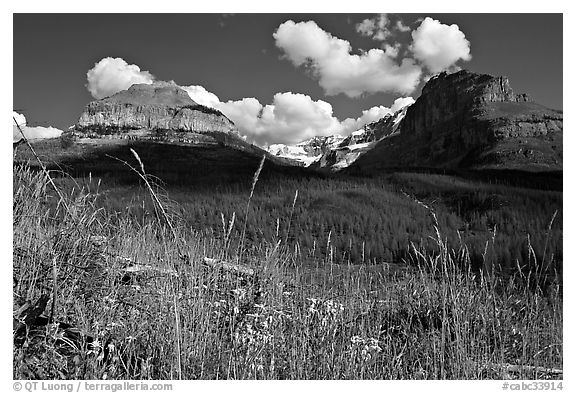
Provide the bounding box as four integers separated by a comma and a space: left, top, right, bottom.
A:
266, 135, 346, 166
311, 105, 411, 171
267, 106, 412, 171
300, 135, 347, 155
348, 70, 563, 172
68, 81, 238, 142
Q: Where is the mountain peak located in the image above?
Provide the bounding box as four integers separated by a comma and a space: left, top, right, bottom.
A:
421, 69, 533, 105
101, 80, 198, 107
70, 80, 237, 140
349, 70, 562, 173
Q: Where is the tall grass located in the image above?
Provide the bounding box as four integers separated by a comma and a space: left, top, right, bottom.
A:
13, 162, 562, 380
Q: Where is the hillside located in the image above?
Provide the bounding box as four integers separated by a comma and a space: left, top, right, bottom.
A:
347, 70, 563, 174
14, 138, 317, 188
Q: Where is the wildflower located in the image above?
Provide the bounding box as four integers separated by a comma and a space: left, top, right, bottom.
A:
351, 335, 365, 345
350, 336, 382, 362
231, 288, 247, 299
366, 337, 382, 353
361, 349, 372, 361
87, 338, 101, 356
307, 298, 320, 314
324, 300, 344, 315
102, 295, 116, 303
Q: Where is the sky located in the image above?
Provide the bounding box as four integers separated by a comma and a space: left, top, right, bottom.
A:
13, 13, 563, 145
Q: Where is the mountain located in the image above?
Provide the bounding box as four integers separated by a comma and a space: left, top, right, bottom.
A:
269, 70, 562, 174
311, 106, 410, 171
66, 80, 308, 162
69, 81, 237, 145
347, 70, 563, 173
31, 81, 308, 186
267, 135, 346, 166
341, 105, 409, 146
266, 106, 410, 171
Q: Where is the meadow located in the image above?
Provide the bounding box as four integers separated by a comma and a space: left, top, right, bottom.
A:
12, 141, 563, 379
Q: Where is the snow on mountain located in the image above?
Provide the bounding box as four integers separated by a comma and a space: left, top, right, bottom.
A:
392, 105, 409, 132
267, 143, 322, 166
267, 134, 346, 166
266, 104, 413, 170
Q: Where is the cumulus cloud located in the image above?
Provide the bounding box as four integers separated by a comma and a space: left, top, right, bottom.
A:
274, 20, 422, 97
13, 111, 63, 142
177, 86, 414, 145
339, 106, 392, 132
356, 14, 390, 41
181, 85, 221, 108
217, 93, 341, 145
13, 112, 26, 128
355, 14, 411, 41
390, 96, 416, 112
81, 56, 417, 146
396, 20, 411, 33
384, 43, 402, 58
339, 96, 415, 133
410, 17, 471, 73
86, 57, 155, 99
225, 94, 413, 145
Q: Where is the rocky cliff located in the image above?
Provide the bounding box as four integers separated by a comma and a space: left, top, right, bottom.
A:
348, 70, 563, 172
70, 81, 237, 143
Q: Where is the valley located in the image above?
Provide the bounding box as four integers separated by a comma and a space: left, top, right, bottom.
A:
13, 67, 563, 380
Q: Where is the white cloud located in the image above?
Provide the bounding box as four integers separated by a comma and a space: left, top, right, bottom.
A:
222, 93, 416, 145
178, 86, 414, 145
218, 93, 341, 145
86, 57, 155, 99
274, 20, 422, 97
396, 20, 411, 33
356, 14, 411, 41
181, 85, 221, 108
339, 96, 415, 134
340, 106, 393, 132
81, 57, 417, 146
13, 112, 26, 127
13, 111, 63, 142
356, 18, 376, 37
356, 14, 390, 41
390, 96, 416, 112
216, 97, 263, 137
410, 17, 472, 73
384, 43, 401, 58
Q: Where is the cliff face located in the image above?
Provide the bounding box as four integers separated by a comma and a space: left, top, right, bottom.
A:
348, 70, 563, 172
72, 81, 237, 138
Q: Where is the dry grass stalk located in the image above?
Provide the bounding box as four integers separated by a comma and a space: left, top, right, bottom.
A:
238, 155, 265, 260
13, 117, 73, 218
